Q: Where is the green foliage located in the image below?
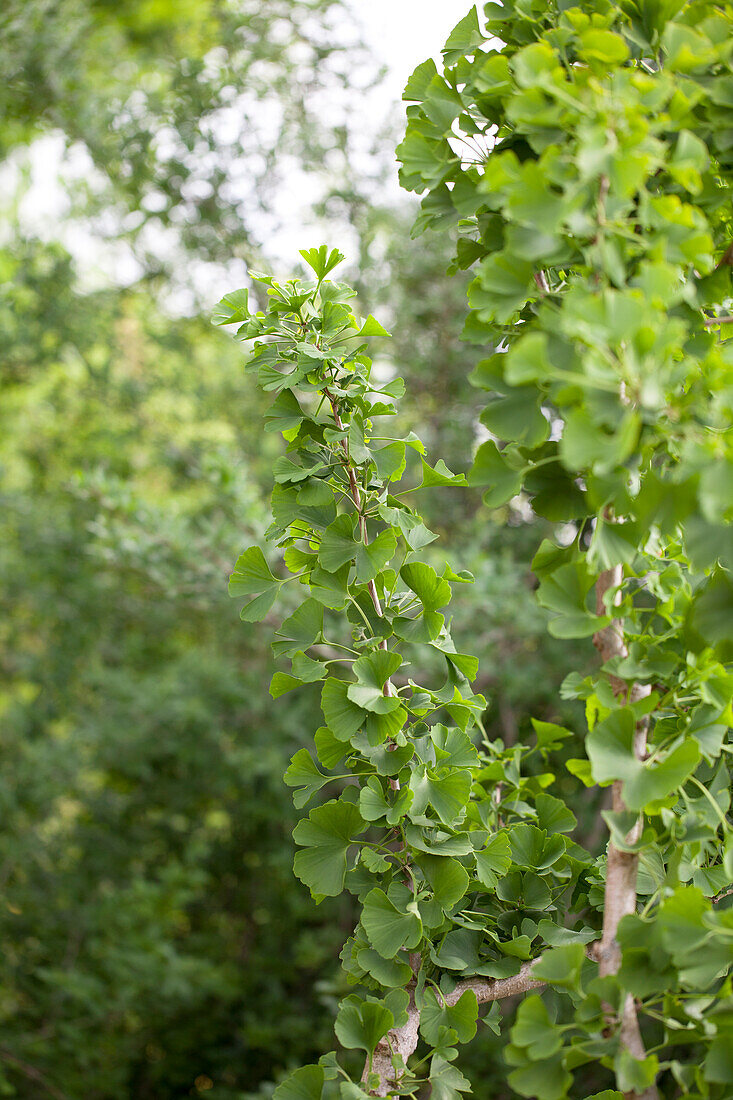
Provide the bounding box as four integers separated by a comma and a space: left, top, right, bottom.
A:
0, 0, 370, 267
217, 252, 600, 1096
6, 1, 733, 1095
0, 225, 581, 1098
0, 239, 345, 1097
219, 1, 733, 1096
393, 1, 733, 1096
1, 9, 590, 1098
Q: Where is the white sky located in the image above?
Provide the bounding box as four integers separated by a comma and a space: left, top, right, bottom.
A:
1, 3, 467, 304
353, 0, 466, 95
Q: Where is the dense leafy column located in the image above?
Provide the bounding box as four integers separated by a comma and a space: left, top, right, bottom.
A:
215, 249, 596, 1098
397, 2, 733, 1098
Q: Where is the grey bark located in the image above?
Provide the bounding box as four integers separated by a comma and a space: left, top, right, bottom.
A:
593, 565, 659, 1100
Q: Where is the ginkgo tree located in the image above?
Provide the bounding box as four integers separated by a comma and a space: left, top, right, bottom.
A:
214, 3, 733, 1098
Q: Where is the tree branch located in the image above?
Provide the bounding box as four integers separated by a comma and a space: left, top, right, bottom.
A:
363, 568, 661, 1100
325, 392, 387, 638
326, 391, 402, 792
364, 951, 597, 1095
365, 986, 420, 1098
444, 959, 547, 1006
593, 565, 658, 1100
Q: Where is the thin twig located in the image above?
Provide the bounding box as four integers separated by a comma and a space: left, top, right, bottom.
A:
324, 389, 386, 639
323, 387, 401, 800
0, 1050, 69, 1100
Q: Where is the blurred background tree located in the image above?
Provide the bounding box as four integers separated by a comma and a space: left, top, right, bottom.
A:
0, 0, 373, 272
0, 4, 590, 1097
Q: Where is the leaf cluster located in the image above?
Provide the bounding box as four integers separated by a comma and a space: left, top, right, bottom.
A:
216, 250, 601, 1097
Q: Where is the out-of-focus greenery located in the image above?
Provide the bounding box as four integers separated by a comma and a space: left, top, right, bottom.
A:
0, 7, 589, 1099
1, 0, 369, 268
0, 241, 349, 1095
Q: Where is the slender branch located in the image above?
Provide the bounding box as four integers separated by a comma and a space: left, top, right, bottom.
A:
364, 949, 597, 1095
703, 315, 733, 326
324, 389, 401, 795
0, 1050, 69, 1100
325, 390, 387, 644
444, 959, 547, 1005
365, 982, 420, 1097
593, 564, 658, 1100
715, 240, 733, 269
534, 270, 550, 295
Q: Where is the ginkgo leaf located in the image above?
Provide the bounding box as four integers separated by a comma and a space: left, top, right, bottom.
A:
228, 545, 276, 597
212, 288, 249, 325
419, 458, 468, 488
229, 546, 281, 621
319, 514, 357, 573
359, 777, 413, 825
420, 987, 477, 1046
401, 562, 451, 610
347, 651, 402, 713
475, 832, 512, 890
418, 855, 469, 910
362, 888, 422, 958
284, 749, 333, 809
409, 765, 471, 826
356, 314, 391, 338
355, 528, 397, 582
357, 948, 412, 988
272, 1065, 324, 1100
293, 799, 364, 898
272, 599, 323, 658
334, 995, 393, 1055
299, 245, 345, 280
321, 678, 366, 741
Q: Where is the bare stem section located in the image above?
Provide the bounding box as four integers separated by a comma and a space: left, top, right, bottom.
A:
364, 963, 546, 1096
364, 955, 591, 1094
365, 989, 419, 1099
593, 565, 658, 1100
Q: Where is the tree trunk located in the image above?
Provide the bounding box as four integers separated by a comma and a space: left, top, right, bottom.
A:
593, 565, 659, 1100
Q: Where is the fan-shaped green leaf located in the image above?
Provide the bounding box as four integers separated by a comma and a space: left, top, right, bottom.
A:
293, 799, 364, 898
362, 888, 422, 958
334, 995, 393, 1054
272, 1065, 324, 1100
